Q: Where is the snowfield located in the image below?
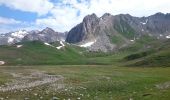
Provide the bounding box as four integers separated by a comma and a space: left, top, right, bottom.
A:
79, 40, 96, 47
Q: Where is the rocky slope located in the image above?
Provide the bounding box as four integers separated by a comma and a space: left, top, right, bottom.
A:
66, 12, 170, 52
0, 27, 67, 45
0, 30, 29, 45
23, 27, 67, 43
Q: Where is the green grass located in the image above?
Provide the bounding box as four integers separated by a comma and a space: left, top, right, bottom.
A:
120, 35, 157, 52
0, 38, 169, 99
0, 41, 86, 65
131, 49, 170, 67
111, 35, 125, 45
0, 41, 132, 66
0, 38, 169, 67
0, 65, 170, 99
122, 39, 170, 67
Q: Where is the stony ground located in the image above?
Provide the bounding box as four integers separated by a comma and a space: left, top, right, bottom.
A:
0, 70, 64, 92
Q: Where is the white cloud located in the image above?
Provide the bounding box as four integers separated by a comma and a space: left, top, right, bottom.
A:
0, 0, 53, 16
35, 0, 170, 32
1, 0, 170, 33
36, 5, 82, 32
0, 16, 21, 24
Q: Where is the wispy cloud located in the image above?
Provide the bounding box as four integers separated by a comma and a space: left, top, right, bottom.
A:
1, 0, 170, 33
0, 0, 53, 16
0, 16, 21, 24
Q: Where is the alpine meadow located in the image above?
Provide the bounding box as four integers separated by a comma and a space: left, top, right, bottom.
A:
0, 0, 170, 100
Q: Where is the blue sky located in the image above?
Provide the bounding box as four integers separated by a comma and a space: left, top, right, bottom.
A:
0, 0, 170, 33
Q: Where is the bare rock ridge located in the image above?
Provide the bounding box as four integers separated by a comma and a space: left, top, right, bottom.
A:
23, 27, 65, 43
0, 27, 68, 45
66, 12, 170, 52
66, 13, 99, 43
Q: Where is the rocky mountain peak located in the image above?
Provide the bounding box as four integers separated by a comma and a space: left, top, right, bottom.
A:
149, 12, 170, 20
102, 13, 112, 18
41, 27, 55, 34
83, 13, 98, 23
154, 12, 165, 16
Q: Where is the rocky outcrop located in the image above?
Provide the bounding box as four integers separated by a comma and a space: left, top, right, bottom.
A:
66, 13, 116, 52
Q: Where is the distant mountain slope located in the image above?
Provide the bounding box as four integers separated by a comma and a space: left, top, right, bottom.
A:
0, 12, 170, 53
0, 27, 68, 45
66, 13, 170, 52
0, 30, 29, 45
23, 27, 67, 42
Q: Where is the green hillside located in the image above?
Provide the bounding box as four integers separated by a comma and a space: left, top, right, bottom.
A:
0, 41, 86, 65
0, 38, 169, 67
123, 39, 170, 67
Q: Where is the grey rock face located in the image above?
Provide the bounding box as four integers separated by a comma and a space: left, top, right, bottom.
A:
66, 13, 170, 52
114, 13, 170, 37
66, 13, 115, 52
66, 13, 99, 43
23, 27, 60, 43
23, 27, 67, 43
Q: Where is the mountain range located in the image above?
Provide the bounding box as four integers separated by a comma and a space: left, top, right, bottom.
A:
0, 12, 170, 66
0, 12, 170, 52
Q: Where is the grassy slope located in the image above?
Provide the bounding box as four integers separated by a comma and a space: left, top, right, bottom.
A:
123, 39, 170, 67
0, 41, 86, 65
0, 40, 134, 66
0, 36, 169, 67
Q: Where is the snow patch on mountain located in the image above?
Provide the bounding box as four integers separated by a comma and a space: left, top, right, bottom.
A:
44, 41, 65, 50
56, 46, 63, 49
11, 30, 29, 39
60, 41, 65, 46
16, 45, 23, 48
166, 35, 170, 39
56, 41, 65, 49
44, 42, 55, 47
140, 19, 148, 25
80, 40, 96, 47
8, 37, 15, 43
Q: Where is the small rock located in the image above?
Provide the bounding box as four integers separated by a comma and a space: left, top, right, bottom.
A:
34, 93, 38, 96
0, 61, 5, 65
129, 98, 133, 100
52, 97, 59, 100
0, 97, 4, 100
40, 96, 43, 99
24, 97, 29, 100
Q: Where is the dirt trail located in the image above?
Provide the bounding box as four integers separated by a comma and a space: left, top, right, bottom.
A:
0, 70, 64, 92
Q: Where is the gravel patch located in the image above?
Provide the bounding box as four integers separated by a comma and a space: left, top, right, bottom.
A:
0, 70, 64, 92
